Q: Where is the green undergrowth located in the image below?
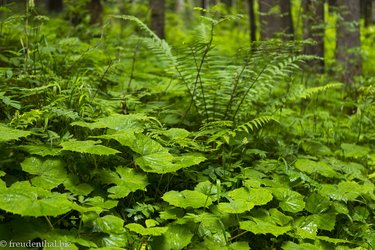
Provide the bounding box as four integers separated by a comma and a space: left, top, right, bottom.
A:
0, 3, 375, 250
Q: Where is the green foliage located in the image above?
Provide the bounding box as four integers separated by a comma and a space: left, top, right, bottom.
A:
0, 3, 374, 250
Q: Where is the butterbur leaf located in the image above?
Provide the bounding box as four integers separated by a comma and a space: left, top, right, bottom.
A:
269, 208, 293, 226
218, 200, 254, 214
61, 140, 120, 155
228, 242, 250, 250
71, 114, 148, 130
0, 181, 72, 216
21, 157, 67, 190
305, 193, 331, 214
93, 215, 125, 234
0, 125, 31, 142
282, 241, 321, 250
18, 145, 60, 156
271, 188, 305, 213
126, 223, 167, 236
294, 159, 336, 178
151, 224, 193, 250
307, 213, 336, 231
319, 181, 374, 201
162, 190, 212, 208
64, 174, 94, 196
240, 218, 291, 236
102, 167, 148, 199
341, 143, 370, 158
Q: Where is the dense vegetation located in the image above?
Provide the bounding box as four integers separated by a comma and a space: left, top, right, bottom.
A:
0, 1, 375, 249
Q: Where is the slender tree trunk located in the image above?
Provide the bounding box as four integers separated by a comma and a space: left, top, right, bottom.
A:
89, 0, 103, 25
150, 0, 165, 39
248, 0, 256, 42
336, 0, 362, 83
221, 0, 232, 7
47, 0, 63, 12
303, 0, 325, 73
280, 0, 294, 38
361, 0, 372, 27
259, 0, 293, 40
175, 0, 185, 12
201, 0, 209, 9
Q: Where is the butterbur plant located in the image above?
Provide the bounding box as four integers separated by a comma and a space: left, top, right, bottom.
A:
0, 3, 374, 250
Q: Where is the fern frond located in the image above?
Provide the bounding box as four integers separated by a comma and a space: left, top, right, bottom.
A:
288, 83, 343, 102
235, 116, 276, 133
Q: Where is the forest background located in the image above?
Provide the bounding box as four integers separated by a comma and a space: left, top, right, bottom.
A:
1, 0, 375, 249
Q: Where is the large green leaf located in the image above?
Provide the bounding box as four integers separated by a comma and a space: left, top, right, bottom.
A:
0, 181, 72, 216
18, 145, 61, 156
61, 140, 120, 155
101, 167, 148, 199
0, 125, 31, 142
93, 215, 125, 234
218, 187, 273, 214
218, 200, 255, 214
162, 190, 212, 208
151, 224, 193, 250
341, 143, 370, 158
294, 159, 336, 178
96, 131, 205, 173
71, 114, 149, 130
240, 218, 292, 237
319, 181, 374, 201
282, 241, 321, 250
305, 193, 331, 214
271, 188, 305, 213
126, 223, 167, 236
21, 157, 67, 190
64, 174, 94, 196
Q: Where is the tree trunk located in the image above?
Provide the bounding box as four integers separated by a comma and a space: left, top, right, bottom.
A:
47, 0, 63, 12
89, 0, 103, 25
150, 0, 165, 39
280, 0, 294, 38
248, 0, 256, 42
360, 0, 373, 27
303, 0, 325, 73
221, 0, 232, 7
201, 0, 209, 9
175, 0, 184, 12
259, 0, 293, 40
336, 0, 362, 83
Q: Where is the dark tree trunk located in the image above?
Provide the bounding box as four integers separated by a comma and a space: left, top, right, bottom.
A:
336, 0, 362, 83
303, 0, 325, 73
175, 0, 184, 12
361, 0, 373, 27
89, 0, 103, 25
201, 0, 207, 9
259, 0, 293, 40
150, 0, 165, 39
221, 0, 232, 7
48, 0, 63, 12
248, 0, 256, 42
280, 0, 294, 38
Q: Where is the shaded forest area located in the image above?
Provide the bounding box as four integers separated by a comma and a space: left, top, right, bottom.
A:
1, 0, 375, 249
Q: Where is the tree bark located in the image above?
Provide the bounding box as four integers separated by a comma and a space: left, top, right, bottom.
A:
175, 0, 184, 13
303, 0, 325, 73
89, 0, 103, 25
280, 0, 294, 38
150, 0, 165, 39
336, 0, 362, 83
47, 0, 63, 12
248, 0, 256, 42
259, 0, 293, 40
